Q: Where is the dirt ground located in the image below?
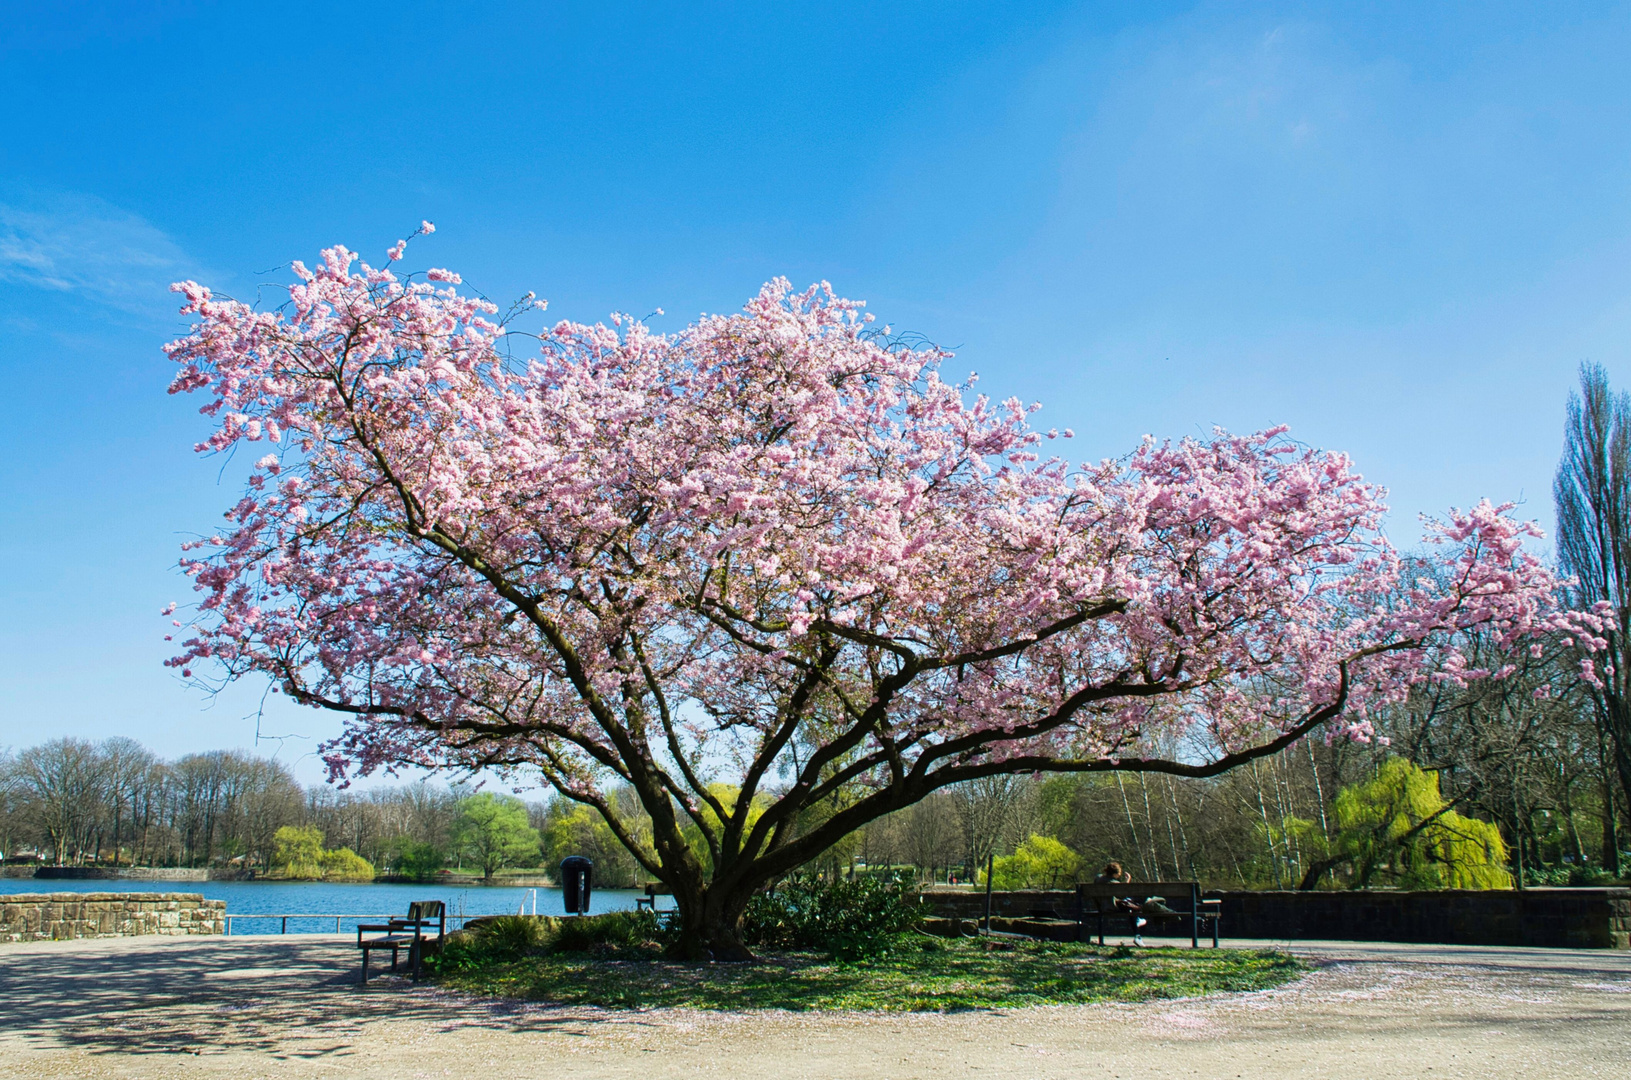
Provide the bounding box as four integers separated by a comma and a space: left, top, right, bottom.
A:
0, 933, 1628, 1080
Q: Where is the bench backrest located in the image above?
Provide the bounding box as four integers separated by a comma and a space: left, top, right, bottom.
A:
407, 900, 446, 938
1075, 881, 1201, 912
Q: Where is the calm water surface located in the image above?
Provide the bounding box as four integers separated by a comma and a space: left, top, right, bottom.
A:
0, 878, 668, 933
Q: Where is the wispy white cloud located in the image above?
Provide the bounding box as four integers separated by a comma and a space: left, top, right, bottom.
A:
0, 191, 195, 317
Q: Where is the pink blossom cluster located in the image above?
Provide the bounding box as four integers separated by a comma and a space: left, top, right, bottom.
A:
162, 243, 1599, 809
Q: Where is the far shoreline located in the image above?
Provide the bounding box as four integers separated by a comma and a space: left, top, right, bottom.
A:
1, 866, 562, 887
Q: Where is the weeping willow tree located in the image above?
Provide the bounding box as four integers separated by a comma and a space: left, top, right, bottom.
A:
986, 833, 1083, 889
1334, 759, 1512, 890
270, 824, 376, 881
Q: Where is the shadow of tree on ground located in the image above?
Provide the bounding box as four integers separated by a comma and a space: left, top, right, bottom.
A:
0, 936, 618, 1059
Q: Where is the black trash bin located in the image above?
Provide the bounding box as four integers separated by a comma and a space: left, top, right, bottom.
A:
560, 856, 593, 915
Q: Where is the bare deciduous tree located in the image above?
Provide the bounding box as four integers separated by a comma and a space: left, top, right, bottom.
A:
1554, 362, 1631, 875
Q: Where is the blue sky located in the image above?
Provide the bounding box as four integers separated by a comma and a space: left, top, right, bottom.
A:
4, 1, 1631, 782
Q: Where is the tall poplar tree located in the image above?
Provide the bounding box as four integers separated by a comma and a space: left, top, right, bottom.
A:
1554, 363, 1631, 873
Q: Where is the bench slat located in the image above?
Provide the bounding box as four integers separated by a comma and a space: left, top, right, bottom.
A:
1075, 882, 1200, 897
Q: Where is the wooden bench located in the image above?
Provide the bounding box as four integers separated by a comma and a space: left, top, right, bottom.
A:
634, 882, 672, 911
357, 900, 446, 983
1075, 882, 1221, 948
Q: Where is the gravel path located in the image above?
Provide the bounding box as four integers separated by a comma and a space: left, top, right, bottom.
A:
1, 934, 1628, 1079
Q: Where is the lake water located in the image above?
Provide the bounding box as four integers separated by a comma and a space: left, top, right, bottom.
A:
0, 878, 670, 933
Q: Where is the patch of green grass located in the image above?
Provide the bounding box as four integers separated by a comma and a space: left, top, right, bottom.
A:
433, 937, 1304, 1012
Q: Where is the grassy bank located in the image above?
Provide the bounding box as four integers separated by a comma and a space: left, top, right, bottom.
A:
434, 936, 1304, 1011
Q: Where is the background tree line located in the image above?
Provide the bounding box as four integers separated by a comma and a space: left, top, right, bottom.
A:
0, 739, 646, 883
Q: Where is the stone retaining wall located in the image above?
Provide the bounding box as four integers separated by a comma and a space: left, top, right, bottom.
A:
919, 888, 1079, 921
0, 892, 226, 943
1214, 888, 1630, 949
116, 868, 216, 881
919, 886, 1631, 948
1, 867, 254, 881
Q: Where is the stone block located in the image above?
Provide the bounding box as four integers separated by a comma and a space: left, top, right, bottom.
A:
0, 893, 223, 943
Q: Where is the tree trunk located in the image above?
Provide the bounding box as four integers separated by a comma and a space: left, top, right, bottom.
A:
1114, 773, 1151, 879
1604, 773, 1621, 875
668, 882, 755, 962
1511, 808, 1526, 888
1566, 806, 1587, 866
1297, 856, 1339, 890
1613, 719, 1631, 875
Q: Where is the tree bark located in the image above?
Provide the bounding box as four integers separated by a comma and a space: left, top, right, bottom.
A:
1611, 706, 1631, 873
1297, 856, 1339, 890
1604, 769, 1622, 875
667, 882, 755, 961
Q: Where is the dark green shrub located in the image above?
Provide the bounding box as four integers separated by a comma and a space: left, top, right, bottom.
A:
485, 914, 550, 954
427, 910, 666, 975
551, 910, 659, 953
1522, 864, 1623, 887
389, 840, 447, 879
426, 914, 550, 974
742, 874, 922, 959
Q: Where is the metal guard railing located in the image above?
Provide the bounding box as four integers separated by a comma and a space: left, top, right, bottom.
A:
223, 913, 481, 935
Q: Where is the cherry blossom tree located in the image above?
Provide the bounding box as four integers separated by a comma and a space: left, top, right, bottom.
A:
164, 233, 1596, 957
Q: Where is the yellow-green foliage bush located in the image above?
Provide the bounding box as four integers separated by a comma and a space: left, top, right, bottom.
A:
321, 846, 376, 882
984, 834, 1083, 890
1334, 758, 1512, 890
271, 824, 376, 881
271, 825, 326, 879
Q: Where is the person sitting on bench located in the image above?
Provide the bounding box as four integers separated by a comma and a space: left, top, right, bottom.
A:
1093, 861, 1175, 946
